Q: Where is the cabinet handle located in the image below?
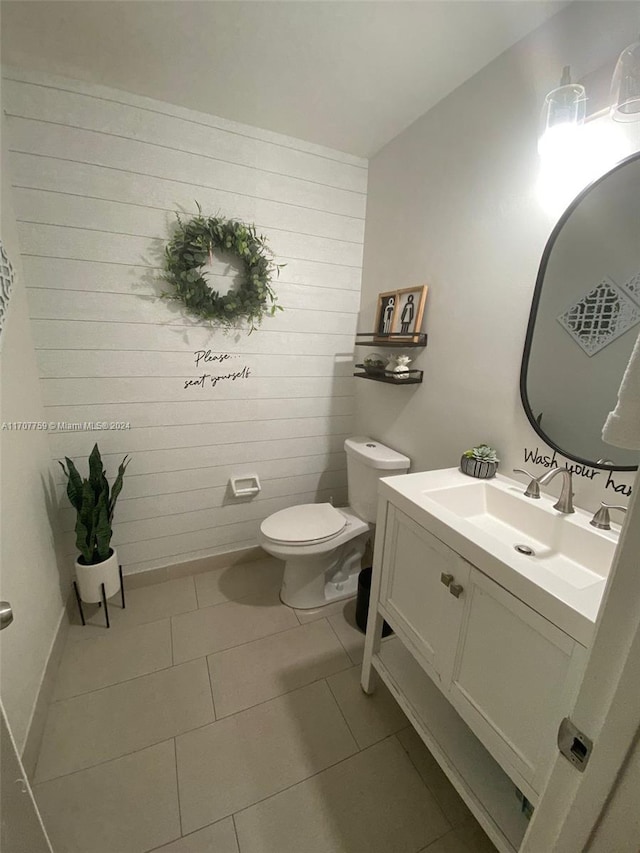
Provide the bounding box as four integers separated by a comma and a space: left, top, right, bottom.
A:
440, 572, 454, 587
449, 583, 464, 598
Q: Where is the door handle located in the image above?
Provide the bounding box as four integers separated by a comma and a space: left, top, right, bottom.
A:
449, 584, 464, 598
440, 573, 454, 587
0, 601, 14, 630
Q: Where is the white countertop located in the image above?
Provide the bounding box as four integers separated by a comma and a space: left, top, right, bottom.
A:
378, 468, 620, 647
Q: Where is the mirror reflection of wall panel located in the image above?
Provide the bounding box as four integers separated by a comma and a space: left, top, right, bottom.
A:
521, 152, 640, 470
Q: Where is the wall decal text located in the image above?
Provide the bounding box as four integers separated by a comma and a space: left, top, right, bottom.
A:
184, 367, 251, 390
604, 471, 633, 498
194, 350, 233, 367
521, 447, 633, 497
184, 351, 251, 391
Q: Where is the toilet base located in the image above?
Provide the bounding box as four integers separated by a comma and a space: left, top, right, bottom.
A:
279, 532, 369, 610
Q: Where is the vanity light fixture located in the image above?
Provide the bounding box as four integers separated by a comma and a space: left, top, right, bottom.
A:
610, 36, 640, 122
538, 66, 586, 157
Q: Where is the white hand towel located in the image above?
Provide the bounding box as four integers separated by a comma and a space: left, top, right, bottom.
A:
602, 331, 640, 450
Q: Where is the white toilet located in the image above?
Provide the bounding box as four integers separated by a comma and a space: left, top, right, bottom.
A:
259, 437, 410, 609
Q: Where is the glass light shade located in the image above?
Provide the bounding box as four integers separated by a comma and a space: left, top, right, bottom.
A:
538, 81, 586, 154
610, 39, 640, 122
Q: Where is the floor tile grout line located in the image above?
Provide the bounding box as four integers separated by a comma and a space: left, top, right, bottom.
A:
48, 647, 190, 706
192, 573, 202, 609
173, 737, 184, 839
64, 594, 349, 697
205, 656, 218, 721
66, 606, 198, 643
230, 733, 399, 824
387, 734, 454, 850
53, 659, 173, 704
46, 603, 352, 706
36, 674, 346, 786
325, 612, 362, 665
422, 827, 459, 853
141, 819, 237, 853
173, 615, 306, 666
35, 661, 216, 785
231, 813, 241, 852
178, 579, 283, 616
68, 567, 281, 636
36, 736, 397, 835
324, 674, 361, 751
33, 735, 179, 788
212, 660, 354, 721
394, 733, 455, 836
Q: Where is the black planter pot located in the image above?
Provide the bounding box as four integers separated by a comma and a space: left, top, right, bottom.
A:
460, 455, 497, 479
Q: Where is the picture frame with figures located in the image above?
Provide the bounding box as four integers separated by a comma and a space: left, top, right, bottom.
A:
374, 290, 399, 341
374, 285, 428, 343
393, 285, 428, 342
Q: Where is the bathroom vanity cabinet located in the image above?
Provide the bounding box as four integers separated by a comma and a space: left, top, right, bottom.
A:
362, 495, 589, 853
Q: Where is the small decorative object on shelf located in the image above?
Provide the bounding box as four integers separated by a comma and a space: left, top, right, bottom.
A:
363, 353, 386, 375
391, 355, 412, 379
354, 364, 423, 384
460, 444, 500, 479
353, 332, 426, 384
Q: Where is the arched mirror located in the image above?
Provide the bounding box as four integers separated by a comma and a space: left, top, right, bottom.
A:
521, 151, 640, 471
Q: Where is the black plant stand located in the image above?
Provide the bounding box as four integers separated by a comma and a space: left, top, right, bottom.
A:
73, 564, 126, 628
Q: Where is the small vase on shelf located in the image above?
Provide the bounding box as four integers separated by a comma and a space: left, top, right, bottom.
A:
392, 355, 412, 380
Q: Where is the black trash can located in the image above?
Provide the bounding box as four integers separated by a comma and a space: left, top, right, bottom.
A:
355, 567, 393, 636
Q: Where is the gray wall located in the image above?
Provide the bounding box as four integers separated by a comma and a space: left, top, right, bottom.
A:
356, 1, 639, 508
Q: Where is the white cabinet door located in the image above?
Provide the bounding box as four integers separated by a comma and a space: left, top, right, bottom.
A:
447, 568, 587, 800
380, 507, 469, 686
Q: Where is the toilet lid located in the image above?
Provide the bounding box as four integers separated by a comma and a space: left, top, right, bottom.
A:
261, 503, 347, 544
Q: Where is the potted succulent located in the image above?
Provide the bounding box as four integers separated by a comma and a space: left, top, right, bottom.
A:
59, 444, 130, 604
362, 353, 386, 375
461, 444, 499, 479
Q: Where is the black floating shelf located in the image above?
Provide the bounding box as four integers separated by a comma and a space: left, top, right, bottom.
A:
355, 332, 427, 348
354, 366, 423, 385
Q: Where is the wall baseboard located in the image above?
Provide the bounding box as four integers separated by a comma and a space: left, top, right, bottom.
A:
21, 606, 69, 781
124, 545, 267, 590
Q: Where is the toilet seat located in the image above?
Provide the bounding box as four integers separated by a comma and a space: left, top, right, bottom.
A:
260, 503, 347, 546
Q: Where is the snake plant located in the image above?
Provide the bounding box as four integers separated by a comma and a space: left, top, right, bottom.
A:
59, 444, 130, 565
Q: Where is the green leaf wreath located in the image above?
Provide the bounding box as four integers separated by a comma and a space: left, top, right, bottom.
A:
162, 205, 283, 331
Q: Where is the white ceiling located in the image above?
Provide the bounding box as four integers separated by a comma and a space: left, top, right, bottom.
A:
1, 1, 566, 157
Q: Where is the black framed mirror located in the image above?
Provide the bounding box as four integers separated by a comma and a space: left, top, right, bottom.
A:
521, 150, 640, 472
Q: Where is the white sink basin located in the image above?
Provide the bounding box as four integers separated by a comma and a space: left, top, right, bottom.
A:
425, 480, 614, 589
379, 468, 620, 645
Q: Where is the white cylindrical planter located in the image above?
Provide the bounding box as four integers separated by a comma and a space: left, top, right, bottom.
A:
74, 549, 120, 603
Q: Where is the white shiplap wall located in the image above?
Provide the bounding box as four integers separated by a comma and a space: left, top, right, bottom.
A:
4, 69, 367, 575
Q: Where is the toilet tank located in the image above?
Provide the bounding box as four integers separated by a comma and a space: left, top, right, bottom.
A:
344, 437, 410, 523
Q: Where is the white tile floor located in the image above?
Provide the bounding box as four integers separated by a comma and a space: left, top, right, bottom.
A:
34, 557, 497, 853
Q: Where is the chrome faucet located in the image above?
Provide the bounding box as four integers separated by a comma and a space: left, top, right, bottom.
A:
513, 467, 574, 513
537, 467, 574, 514
590, 502, 627, 530
513, 468, 541, 499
